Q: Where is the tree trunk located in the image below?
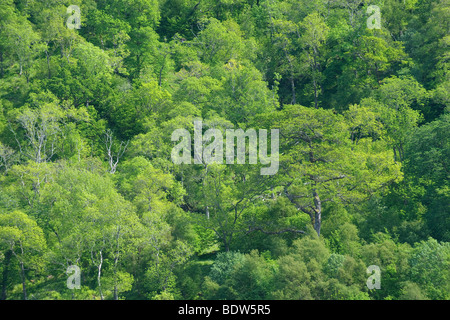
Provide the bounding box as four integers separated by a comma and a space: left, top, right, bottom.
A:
97, 250, 104, 300
224, 239, 230, 252
290, 75, 296, 105
113, 280, 118, 300
1, 251, 11, 300
113, 227, 121, 301
113, 255, 118, 300
282, 44, 296, 104
0, 50, 4, 78
313, 78, 318, 109
313, 50, 319, 109
45, 48, 51, 79
313, 189, 322, 237
20, 261, 27, 300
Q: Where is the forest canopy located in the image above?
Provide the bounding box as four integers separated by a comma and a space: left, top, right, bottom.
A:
0, 0, 448, 300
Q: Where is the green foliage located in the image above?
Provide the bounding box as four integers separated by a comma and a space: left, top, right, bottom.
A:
0, 0, 448, 301
208, 251, 245, 284
403, 114, 450, 241
203, 250, 275, 300
408, 238, 450, 300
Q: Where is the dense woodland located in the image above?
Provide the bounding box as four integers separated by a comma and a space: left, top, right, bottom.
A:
0, 0, 449, 300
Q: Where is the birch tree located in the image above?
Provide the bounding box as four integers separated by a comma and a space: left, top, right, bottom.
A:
0, 211, 46, 300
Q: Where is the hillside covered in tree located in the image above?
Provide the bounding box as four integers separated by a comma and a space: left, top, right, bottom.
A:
0, 0, 449, 300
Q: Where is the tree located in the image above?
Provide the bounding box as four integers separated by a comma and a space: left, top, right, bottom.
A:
403, 113, 450, 241
104, 129, 129, 174
0, 0, 448, 302
193, 18, 256, 66
274, 104, 401, 237
204, 250, 274, 300
272, 229, 332, 300
299, 12, 329, 109
94, 0, 160, 80
212, 60, 279, 124
0, 0, 18, 78
270, 17, 299, 104
409, 238, 450, 300
38, 159, 143, 300
4, 15, 43, 83
0, 210, 46, 300
116, 156, 185, 215
360, 233, 412, 300
7, 92, 90, 164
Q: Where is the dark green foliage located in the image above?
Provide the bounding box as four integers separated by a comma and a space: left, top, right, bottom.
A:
0, 0, 448, 301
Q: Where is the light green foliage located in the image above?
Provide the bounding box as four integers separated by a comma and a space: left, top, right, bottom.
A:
409, 238, 450, 300
274, 104, 401, 236
298, 12, 329, 108
145, 240, 193, 299
116, 156, 185, 215
323, 253, 346, 278
0, 211, 46, 262
204, 250, 275, 300
208, 251, 245, 284
195, 18, 256, 65
0, 0, 448, 301
0, 210, 47, 300
399, 281, 429, 300
360, 233, 412, 299
7, 91, 90, 163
